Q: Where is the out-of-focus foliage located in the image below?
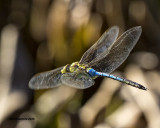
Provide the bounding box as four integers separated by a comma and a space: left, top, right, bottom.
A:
0, 0, 160, 128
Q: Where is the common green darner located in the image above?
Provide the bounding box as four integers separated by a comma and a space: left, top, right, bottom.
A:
29, 26, 147, 90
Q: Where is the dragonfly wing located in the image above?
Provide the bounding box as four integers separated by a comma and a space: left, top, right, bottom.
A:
89, 26, 142, 73
79, 26, 119, 64
61, 71, 95, 89
29, 67, 63, 90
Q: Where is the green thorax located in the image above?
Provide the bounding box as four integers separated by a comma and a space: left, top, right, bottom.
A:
61, 62, 90, 74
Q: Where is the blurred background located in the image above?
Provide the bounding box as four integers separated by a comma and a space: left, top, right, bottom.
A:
0, 0, 160, 128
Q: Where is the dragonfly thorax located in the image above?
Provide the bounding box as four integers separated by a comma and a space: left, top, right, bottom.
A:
61, 62, 89, 74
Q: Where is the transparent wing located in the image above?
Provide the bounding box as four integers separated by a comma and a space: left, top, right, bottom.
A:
89, 26, 142, 73
61, 71, 95, 89
79, 26, 119, 64
29, 67, 63, 90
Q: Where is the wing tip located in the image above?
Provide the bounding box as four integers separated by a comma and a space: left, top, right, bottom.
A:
110, 26, 119, 32
124, 26, 142, 38
28, 77, 36, 89
28, 75, 41, 90
109, 26, 142, 36
132, 26, 142, 33
134, 26, 142, 31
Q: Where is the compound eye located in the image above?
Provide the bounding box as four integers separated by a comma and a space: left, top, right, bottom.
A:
74, 65, 78, 68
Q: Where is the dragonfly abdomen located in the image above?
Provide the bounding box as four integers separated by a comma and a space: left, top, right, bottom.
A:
87, 68, 147, 90
102, 73, 147, 90
122, 78, 147, 90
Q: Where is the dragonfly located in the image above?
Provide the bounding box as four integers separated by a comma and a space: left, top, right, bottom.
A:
29, 26, 147, 91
